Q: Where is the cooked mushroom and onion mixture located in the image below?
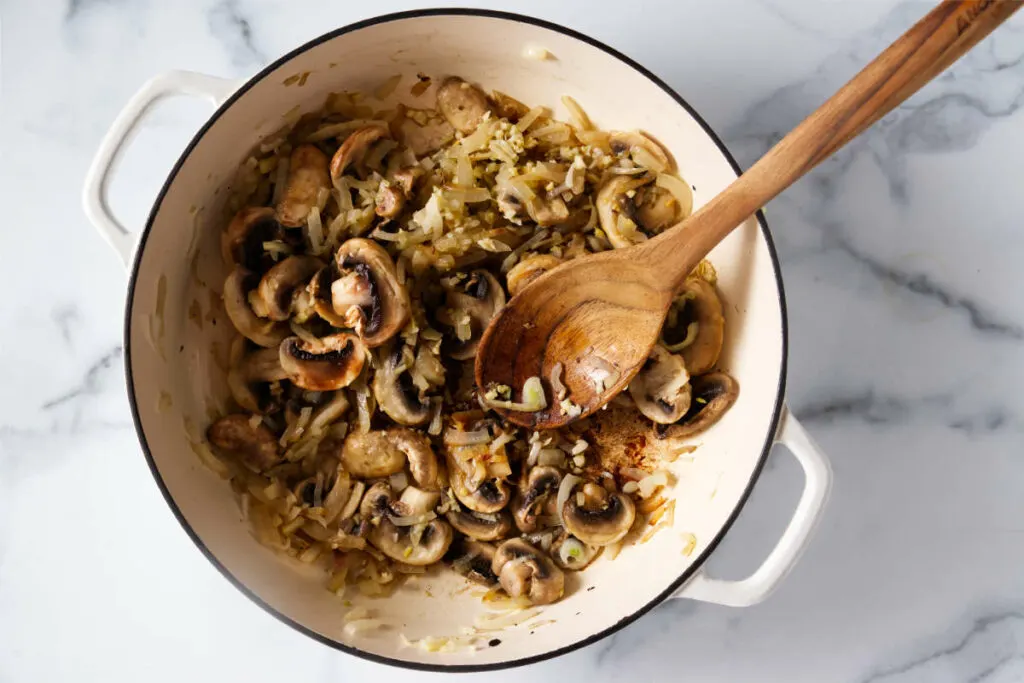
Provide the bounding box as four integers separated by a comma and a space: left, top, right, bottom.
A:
205, 77, 738, 607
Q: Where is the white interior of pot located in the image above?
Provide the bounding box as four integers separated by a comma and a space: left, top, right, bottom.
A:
127, 14, 784, 667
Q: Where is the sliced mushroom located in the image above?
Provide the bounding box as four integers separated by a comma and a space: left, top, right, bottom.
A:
449, 467, 511, 514
372, 341, 432, 427
436, 77, 491, 134
223, 267, 289, 348
330, 124, 390, 181
399, 485, 442, 514
634, 184, 682, 234
446, 538, 498, 586
506, 254, 561, 296
391, 166, 425, 197
655, 372, 739, 440
276, 144, 331, 228
512, 466, 562, 533
526, 196, 569, 227
279, 333, 366, 391
207, 414, 281, 471
441, 270, 506, 360
360, 482, 453, 566
629, 345, 692, 424
551, 533, 601, 571
340, 427, 440, 489
308, 264, 350, 328
255, 255, 323, 321
446, 509, 513, 541
332, 238, 410, 347
374, 181, 405, 218
227, 346, 289, 414
662, 278, 725, 376
491, 538, 564, 605
488, 90, 530, 121
596, 174, 655, 249
562, 482, 636, 547
221, 207, 284, 272
608, 130, 673, 172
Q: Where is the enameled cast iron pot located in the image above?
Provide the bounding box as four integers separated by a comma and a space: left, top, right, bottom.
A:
82, 9, 831, 672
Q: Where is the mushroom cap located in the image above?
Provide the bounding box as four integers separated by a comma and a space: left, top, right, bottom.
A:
655, 372, 739, 440
372, 341, 433, 427
387, 427, 441, 490
630, 345, 692, 424
446, 509, 513, 541
256, 255, 324, 321
506, 254, 562, 297
221, 207, 283, 272
333, 238, 411, 348
512, 465, 562, 533
360, 484, 454, 567
227, 346, 289, 414
341, 430, 407, 480
279, 333, 366, 391
663, 278, 725, 376
207, 414, 281, 471
562, 484, 636, 547
436, 77, 491, 134
276, 144, 331, 228
446, 538, 499, 586
223, 266, 289, 348
444, 270, 506, 360
449, 463, 511, 514
596, 174, 655, 249
634, 185, 681, 234
491, 538, 564, 605
330, 123, 390, 181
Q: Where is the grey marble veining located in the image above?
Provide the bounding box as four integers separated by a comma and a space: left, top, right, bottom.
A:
1, 1, 1023, 681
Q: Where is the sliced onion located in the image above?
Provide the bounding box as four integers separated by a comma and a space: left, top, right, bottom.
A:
480, 376, 547, 412
389, 471, 409, 493
637, 470, 670, 498
549, 362, 566, 401
444, 429, 491, 446
489, 431, 516, 453
338, 481, 365, 522
344, 618, 386, 636
656, 172, 694, 220
555, 473, 582, 525
663, 322, 699, 352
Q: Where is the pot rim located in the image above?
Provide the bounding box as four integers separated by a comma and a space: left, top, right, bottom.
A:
123, 7, 789, 673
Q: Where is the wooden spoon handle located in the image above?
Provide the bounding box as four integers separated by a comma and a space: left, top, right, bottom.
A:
651, 0, 1021, 281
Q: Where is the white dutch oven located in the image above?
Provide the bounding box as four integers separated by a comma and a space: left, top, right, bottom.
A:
83, 10, 831, 671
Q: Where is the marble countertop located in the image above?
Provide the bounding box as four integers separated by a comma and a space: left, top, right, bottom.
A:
2, 0, 1023, 681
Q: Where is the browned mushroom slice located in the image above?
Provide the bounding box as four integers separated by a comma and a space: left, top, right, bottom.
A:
329, 123, 390, 181
562, 482, 636, 547
446, 509, 513, 542
448, 461, 511, 514
506, 254, 562, 296
332, 238, 410, 347
440, 270, 506, 360
629, 345, 691, 424
488, 90, 530, 121
512, 466, 562, 533
654, 372, 739, 440
279, 333, 366, 391
223, 267, 289, 348
227, 346, 289, 414
374, 182, 405, 218
391, 166, 425, 197
340, 427, 440, 489
360, 482, 453, 566
491, 538, 564, 605
207, 414, 281, 471
255, 255, 323, 321
436, 77, 491, 134
661, 278, 725, 376
221, 207, 285, 272
596, 174, 654, 248
308, 264, 349, 328
446, 538, 499, 586
275, 144, 331, 228
372, 340, 432, 427
634, 184, 682, 233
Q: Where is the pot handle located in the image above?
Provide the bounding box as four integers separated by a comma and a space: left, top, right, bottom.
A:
82, 70, 238, 267
672, 407, 831, 607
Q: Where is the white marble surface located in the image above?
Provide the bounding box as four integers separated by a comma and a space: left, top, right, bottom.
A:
2, 0, 1023, 680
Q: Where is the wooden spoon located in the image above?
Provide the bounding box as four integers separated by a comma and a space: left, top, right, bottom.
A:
476, 0, 1021, 429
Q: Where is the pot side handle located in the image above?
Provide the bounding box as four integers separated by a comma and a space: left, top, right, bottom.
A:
672, 407, 832, 607
82, 70, 239, 267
